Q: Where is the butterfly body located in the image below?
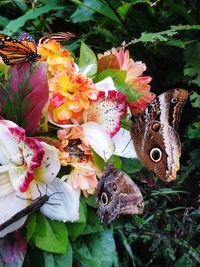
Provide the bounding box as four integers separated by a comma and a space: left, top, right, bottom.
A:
0, 33, 41, 65
96, 163, 144, 223
38, 32, 75, 44
0, 194, 49, 232
131, 88, 188, 181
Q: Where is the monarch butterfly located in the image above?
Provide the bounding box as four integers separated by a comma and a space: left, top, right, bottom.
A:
0, 33, 41, 65
38, 32, 75, 44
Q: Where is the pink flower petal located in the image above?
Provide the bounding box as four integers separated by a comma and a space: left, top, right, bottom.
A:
87, 90, 127, 137
8, 127, 44, 192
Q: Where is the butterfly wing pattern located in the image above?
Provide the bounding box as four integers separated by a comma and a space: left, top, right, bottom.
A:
0, 33, 41, 65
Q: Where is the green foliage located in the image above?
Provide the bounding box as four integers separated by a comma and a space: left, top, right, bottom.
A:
78, 41, 97, 77
72, 228, 118, 267
0, 0, 199, 266
27, 213, 68, 254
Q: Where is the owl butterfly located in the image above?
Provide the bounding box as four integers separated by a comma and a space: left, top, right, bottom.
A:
131, 88, 188, 182
96, 163, 144, 224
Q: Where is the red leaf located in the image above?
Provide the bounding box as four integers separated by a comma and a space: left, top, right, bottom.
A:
0, 232, 26, 267
2, 62, 49, 135
98, 55, 120, 72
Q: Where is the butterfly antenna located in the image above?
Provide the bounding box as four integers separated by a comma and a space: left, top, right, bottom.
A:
45, 185, 48, 195
16, 195, 33, 201
49, 191, 64, 198
36, 184, 42, 197
121, 138, 132, 154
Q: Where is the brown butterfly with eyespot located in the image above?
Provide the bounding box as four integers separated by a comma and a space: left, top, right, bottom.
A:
130, 88, 188, 182
96, 163, 144, 223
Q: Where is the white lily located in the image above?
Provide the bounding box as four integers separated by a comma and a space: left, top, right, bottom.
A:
0, 120, 80, 238
112, 128, 137, 158
82, 121, 115, 161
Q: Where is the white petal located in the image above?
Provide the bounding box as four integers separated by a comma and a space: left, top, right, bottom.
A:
82, 122, 114, 160
0, 165, 15, 197
81, 64, 96, 76
0, 119, 19, 128
48, 113, 77, 128
112, 128, 138, 158
0, 191, 28, 238
30, 178, 80, 222
95, 77, 117, 96
34, 142, 61, 184
0, 124, 19, 165
74, 63, 79, 72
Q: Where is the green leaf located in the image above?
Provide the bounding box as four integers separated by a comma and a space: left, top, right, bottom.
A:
83, 195, 98, 208
72, 228, 118, 267
91, 148, 105, 170
189, 92, 200, 108
184, 44, 200, 86
81, 208, 104, 235
13, 0, 28, 12
118, 1, 151, 21
43, 243, 73, 267
0, 15, 9, 27
31, 213, 68, 254
79, 41, 97, 77
70, 0, 94, 22
121, 158, 142, 174
187, 122, 200, 139
2, 3, 65, 34
118, 2, 133, 21
94, 69, 126, 83
26, 213, 37, 241
116, 82, 141, 102
66, 202, 87, 240
108, 155, 122, 169
70, 0, 122, 24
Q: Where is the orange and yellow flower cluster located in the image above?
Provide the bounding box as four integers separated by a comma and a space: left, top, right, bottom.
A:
38, 40, 98, 124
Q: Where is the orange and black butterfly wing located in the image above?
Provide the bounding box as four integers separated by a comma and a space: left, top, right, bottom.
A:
18, 33, 37, 53
0, 33, 40, 65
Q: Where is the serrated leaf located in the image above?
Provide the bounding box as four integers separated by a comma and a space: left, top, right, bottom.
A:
0, 232, 26, 267
115, 82, 141, 102
72, 228, 118, 267
31, 213, 68, 254
43, 242, 73, 267
94, 69, 126, 84
79, 42, 97, 77
189, 92, 200, 108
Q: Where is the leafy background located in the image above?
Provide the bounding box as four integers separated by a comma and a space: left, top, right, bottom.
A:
0, 0, 199, 266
